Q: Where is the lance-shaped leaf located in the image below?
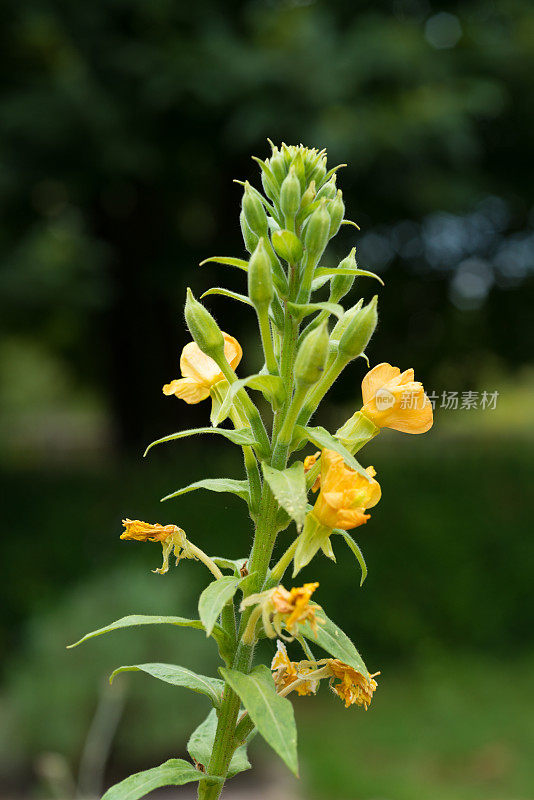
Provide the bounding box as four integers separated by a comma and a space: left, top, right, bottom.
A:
287, 301, 344, 322
311, 275, 331, 292
212, 375, 286, 426
295, 425, 370, 480
333, 529, 367, 586
299, 605, 369, 679
67, 614, 233, 667
201, 287, 253, 306
220, 665, 298, 776
198, 576, 241, 636
109, 663, 224, 707
144, 426, 256, 457
102, 758, 212, 800
199, 256, 249, 272
262, 461, 308, 532
161, 478, 250, 504
315, 266, 384, 285
187, 709, 251, 778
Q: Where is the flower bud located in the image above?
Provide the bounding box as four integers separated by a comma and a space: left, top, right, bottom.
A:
316, 175, 337, 201
242, 182, 268, 236
248, 238, 274, 309
294, 320, 329, 386
240, 210, 260, 253
327, 190, 345, 238
330, 299, 364, 347
304, 200, 331, 265
338, 296, 378, 360
280, 166, 301, 222
291, 150, 306, 192
309, 156, 326, 186
184, 288, 224, 360
299, 180, 317, 211
269, 152, 287, 186
330, 249, 357, 302
271, 229, 304, 263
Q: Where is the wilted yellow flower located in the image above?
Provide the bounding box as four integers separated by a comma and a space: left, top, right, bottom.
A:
311, 450, 381, 532
360, 363, 433, 434
241, 582, 321, 641
162, 333, 242, 404
327, 660, 379, 709
271, 641, 318, 696
121, 518, 189, 575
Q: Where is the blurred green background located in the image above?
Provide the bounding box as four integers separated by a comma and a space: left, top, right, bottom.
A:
1, 1, 533, 799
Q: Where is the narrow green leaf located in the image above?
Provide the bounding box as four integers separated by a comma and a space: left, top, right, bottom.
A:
311, 275, 331, 292
262, 462, 308, 532
296, 425, 371, 480
144, 427, 257, 457
287, 301, 344, 321
109, 663, 224, 706
210, 556, 247, 576
161, 478, 250, 504
212, 374, 285, 426
199, 256, 249, 272
315, 266, 384, 285
299, 605, 369, 679
220, 665, 298, 776
201, 287, 253, 306
187, 709, 251, 777
334, 529, 367, 586
101, 759, 211, 800
198, 576, 241, 637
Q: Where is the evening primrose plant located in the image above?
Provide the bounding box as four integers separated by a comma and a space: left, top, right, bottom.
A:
69, 143, 433, 800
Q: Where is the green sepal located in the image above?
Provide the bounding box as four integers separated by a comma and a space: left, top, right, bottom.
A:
315, 266, 384, 285
333, 529, 367, 585
199, 256, 249, 272
292, 514, 333, 576
262, 461, 308, 532
294, 425, 371, 480
198, 576, 241, 637
212, 374, 286, 426
287, 301, 344, 322
201, 287, 253, 306
187, 709, 251, 777
335, 411, 379, 454
101, 759, 215, 800
220, 665, 299, 776
160, 478, 250, 505
144, 426, 257, 457
109, 663, 225, 707
299, 605, 370, 679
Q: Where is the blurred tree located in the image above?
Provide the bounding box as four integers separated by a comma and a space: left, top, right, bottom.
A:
1, 0, 533, 450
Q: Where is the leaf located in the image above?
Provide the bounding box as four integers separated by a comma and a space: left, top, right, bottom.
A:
311, 275, 331, 292
66, 614, 233, 667
101, 759, 211, 800
161, 478, 250, 504
198, 576, 241, 636
295, 425, 371, 480
334, 529, 368, 586
109, 663, 224, 706
212, 375, 285, 426
287, 301, 344, 322
144, 427, 256, 457
315, 266, 384, 285
220, 665, 298, 776
201, 287, 253, 306
262, 462, 307, 532
199, 256, 249, 272
210, 556, 248, 576
187, 709, 251, 778
299, 605, 369, 679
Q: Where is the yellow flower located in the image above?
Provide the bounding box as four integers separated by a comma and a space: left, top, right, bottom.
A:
327, 660, 380, 709
304, 450, 321, 492
162, 333, 242, 404
312, 450, 381, 532
360, 363, 433, 434
121, 518, 190, 574
241, 582, 321, 640
271, 641, 318, 696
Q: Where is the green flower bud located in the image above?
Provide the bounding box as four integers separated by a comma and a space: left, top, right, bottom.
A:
338, 295, 378, 360
309, 156, 326, 186
280, 166, 301, 223
240, 210, 260, 254
184, 288, 224, 360
294, 320, 329, 385
271, 229, 304, 263
248, 238, 274, 309
291, 150, 306, 192
304, 199, 331, 264
328, 189, 345, 238
299, 180, 316, 211
269, 152, 287, 186
242, 182, 268, 236
316, 175, 337, 201
330, 299, 364, 347
330, 248, 357, 301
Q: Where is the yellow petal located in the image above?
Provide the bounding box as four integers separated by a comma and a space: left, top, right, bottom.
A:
179, 342, 222, 385
383, 393, 434, 433
162, 377, 210, 404
361, 363, 400, 405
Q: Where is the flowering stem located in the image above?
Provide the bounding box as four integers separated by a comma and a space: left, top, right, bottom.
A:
257, 306, 279, 375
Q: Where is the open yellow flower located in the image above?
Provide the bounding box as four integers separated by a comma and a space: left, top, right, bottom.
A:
121, 518, 190, 575
241, 582, 321, 642
327, 660, 380, 709
162, 333, 242, 404
271, 641, 319, 696
312, 450, 381, 531
360, 363, 433, 433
